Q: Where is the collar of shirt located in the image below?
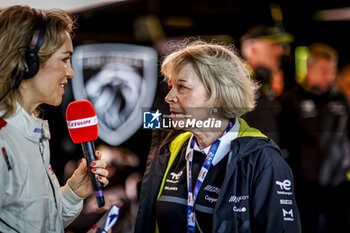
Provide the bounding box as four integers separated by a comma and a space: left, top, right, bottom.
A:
185, 118, 240, 166
1, 102, 51, 142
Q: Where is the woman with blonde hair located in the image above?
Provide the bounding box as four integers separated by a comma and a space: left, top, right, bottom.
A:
135, 40, 301, 233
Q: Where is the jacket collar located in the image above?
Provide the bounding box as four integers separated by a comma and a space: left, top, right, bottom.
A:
237, 118, 267, 138
3, 102, 50, 142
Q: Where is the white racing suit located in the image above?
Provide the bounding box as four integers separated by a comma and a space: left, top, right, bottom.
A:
0, 103, 83, 233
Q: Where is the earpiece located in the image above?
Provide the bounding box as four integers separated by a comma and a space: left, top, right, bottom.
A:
22, 8, 47, 79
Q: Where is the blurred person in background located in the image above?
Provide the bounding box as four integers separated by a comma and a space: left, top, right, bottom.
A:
135, 39, 301, 233
0, 5, 109, 232
240, 24, 293, 145
337, 63, 350, 105
279, 42, 350, 233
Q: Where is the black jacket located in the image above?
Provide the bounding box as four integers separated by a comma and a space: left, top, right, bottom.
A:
135, 118, 301, 233
279, 84, 350, 186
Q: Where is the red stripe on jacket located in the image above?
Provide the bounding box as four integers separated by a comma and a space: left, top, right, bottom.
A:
0, 118, 7, 130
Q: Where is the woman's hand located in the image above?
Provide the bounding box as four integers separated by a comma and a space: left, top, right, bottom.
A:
68, 151, 109, 198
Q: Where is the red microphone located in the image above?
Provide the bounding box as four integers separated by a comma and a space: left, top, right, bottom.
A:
66, 100, 105, 207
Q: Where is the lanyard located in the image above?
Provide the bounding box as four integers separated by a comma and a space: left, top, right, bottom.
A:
186, 120, 234, 232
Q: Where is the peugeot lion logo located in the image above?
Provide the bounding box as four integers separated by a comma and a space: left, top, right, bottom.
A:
70, 43, 157, 146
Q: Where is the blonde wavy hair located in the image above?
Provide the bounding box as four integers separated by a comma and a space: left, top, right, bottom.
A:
0, 5, 76, 118
161, 39, 259, 118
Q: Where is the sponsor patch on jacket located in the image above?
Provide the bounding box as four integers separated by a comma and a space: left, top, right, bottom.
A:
276, 179, 293, 195
229, 195, 249, 203
205, 195, 218, 203
203, 185, 220, 194
282, 208, 294, 221
1, 147, 12, 170
280, 199, 293, 205
233, 206, 247, 212
229, 195, 249, 213
328, 101, 346, 116
300, 99, 317, 118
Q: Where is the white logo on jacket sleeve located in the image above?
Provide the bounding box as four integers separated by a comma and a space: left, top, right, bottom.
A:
282, 209, 294, 221
280, 199, 293, 205
276, 179, 293, 196
276, 179, 291, 190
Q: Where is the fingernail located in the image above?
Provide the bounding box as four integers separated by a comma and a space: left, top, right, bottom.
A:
91, 162, 96, 166
92, 168, 97, 172
98, 176, 102, 180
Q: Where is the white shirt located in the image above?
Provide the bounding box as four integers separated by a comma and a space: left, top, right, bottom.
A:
185, 118, 240, 166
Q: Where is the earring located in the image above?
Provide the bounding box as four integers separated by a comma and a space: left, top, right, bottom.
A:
212, 107, 218, 114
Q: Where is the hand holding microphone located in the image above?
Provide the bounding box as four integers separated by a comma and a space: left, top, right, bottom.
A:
66, 100, 108, 207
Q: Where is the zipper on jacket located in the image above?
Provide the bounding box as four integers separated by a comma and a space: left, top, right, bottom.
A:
39, 137, 58, 210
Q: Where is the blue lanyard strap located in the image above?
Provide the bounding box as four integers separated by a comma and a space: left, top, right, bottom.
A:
186, 120, 234, 232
